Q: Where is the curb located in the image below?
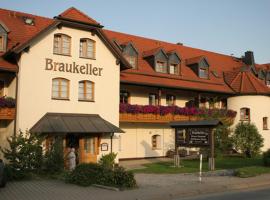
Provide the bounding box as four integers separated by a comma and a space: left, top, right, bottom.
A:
92, 184, 120, 191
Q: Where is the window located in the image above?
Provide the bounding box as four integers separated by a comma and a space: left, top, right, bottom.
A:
199, 97, 207, 108
266, 80, 270, 87
0, 80, 4, 97
199, 67, 209, 79
166, 94, 176, 106
78, 80, 94, 101
152, 135, 161, 149
149, 93, 158, 106
0, 35, 4, 52
53, 34, 71, 55
52, 78, 70, 99
120, 90, 129, 104
84, 137, 95, 154
221, 99, 227, 109
156, 61, 167, 73
263, 117, 268, 130
80, 38, 95, 59
240, 107, 250, 121
124, 55, 137, 69
169, 64, 178, 75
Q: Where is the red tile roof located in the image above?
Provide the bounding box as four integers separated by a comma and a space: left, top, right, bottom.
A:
224, 69, 270, 94
0, 7, 269, 95
0, 8, 54, 55
58, 7, 100, 26
104, 29, 252, 93
185, 56, 206, 66
0, 58, 17, 72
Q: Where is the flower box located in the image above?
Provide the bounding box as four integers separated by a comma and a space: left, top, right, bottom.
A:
0, 108, 15, 120
173, 115, 189, 121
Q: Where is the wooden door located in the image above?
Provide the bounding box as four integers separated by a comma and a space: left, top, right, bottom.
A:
79, 136, 98, 163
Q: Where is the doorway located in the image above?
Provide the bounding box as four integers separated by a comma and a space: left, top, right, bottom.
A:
79, 136, 99, 163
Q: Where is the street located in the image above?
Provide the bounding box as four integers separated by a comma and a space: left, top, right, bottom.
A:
179, 187, 270, 200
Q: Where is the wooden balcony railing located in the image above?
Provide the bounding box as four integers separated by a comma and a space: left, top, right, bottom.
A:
0, 108, 16, 120
120, 113, 198, 123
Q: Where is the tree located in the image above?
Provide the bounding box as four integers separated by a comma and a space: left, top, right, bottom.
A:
232, 122, 264, 157
0, 131, 43, 180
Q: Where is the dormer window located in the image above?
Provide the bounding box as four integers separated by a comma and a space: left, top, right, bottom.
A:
266, 80, 270, 87
0, 22, 8, 53
168, 51, 181, 75
186, 56, 209, 79
122, 42, 138, 69
156, 61, 167, 73
124, 54, 137, 69
0, 35, 4, 52
199, 67, 209, 79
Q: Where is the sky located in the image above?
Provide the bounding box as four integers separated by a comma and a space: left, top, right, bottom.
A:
1, 0, 270, 64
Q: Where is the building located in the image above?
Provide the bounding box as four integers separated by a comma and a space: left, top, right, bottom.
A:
0, 7, 269, 162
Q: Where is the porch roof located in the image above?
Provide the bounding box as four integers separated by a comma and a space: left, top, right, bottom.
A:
30, 112, 124, 134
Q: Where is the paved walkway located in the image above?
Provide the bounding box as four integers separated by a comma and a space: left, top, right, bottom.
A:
1, 173, 270, 200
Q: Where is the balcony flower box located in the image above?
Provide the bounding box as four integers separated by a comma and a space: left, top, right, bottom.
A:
0, 107, 15, 120
173, 115, 189, 121
137, 113, 156, 121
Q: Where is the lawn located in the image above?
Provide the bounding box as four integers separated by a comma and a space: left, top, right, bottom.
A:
131, 156, 270, 176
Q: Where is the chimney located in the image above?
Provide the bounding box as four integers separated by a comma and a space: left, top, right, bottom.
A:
243, 51, 255, 66
176, 42, 183, 46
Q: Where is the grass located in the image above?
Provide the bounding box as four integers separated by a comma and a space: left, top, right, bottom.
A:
131, 156, 270, 177
235, 166, 270, 178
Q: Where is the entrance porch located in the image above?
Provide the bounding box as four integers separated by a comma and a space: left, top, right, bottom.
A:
30, 112, 124, 165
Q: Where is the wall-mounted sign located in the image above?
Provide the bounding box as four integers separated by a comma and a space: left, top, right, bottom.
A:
175, 128, 210, 147
101, 143, 108, 151
45, 58, 103, 76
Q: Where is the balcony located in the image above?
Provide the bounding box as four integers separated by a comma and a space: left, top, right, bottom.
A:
119, 104, 236, 124
120, 113, 198, 123
0, 96, 16, 120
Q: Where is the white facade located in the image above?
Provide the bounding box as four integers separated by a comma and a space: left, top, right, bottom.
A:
228, 95, 270, 151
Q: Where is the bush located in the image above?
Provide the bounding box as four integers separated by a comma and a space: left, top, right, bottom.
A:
263, 149, 270, 167
0, 131, 43, 180
43, 137, 64, 173
98, 153, 117, 169
214, 125, 233, 156
232, 122, 264, 158
66, 163, 137, 189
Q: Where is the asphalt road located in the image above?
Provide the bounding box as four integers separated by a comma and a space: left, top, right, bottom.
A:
178, 187, 270, 200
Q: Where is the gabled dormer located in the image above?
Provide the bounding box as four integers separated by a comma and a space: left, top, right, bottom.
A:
186, 56, 210, 79
0, 21, 9, 53
167, 50, 181, 75
121, 42, 138, 69
143, 48, 168, 73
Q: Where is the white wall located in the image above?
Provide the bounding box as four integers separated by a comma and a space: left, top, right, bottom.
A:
16, 26, 120, 133
119, 123, 175, 159
228, 95, 270, 151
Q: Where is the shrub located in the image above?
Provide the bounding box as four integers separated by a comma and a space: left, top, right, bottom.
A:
214, 125, 233, 156
98, 153, 117, 169
43, 137, 64, 173
263, 149, 270, 167
66, 163, 137, 189
0, 131, 43, 180
66, 163, 103, 186
232, 122, 264, 158
112, 166, 137, 188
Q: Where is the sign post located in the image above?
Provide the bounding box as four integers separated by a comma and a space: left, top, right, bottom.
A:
209, 129, 215, 171
170, 120, 221, 172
